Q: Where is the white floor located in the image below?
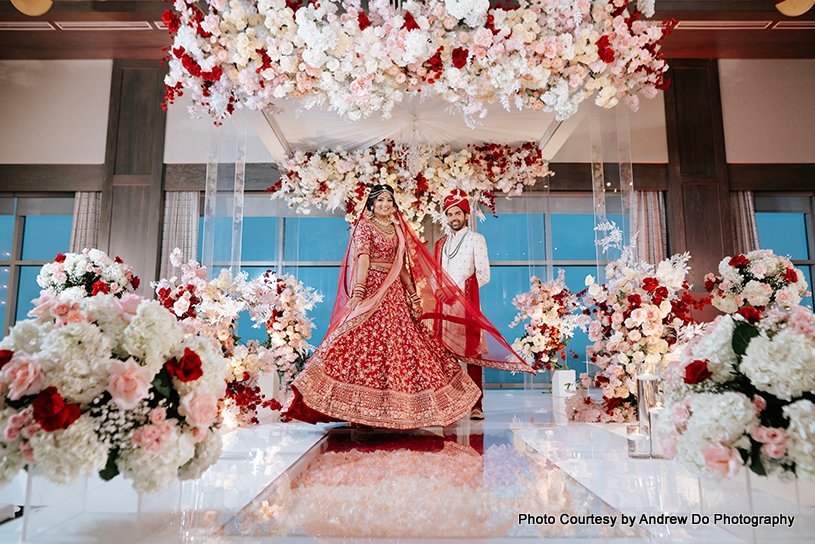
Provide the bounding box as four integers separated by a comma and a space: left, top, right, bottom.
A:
1, 389, 813, 543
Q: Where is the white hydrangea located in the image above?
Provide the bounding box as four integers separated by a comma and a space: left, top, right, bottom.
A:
122, 300, 186, 374
178, 430, 223, 481
116, 424, 196, 494
38, 322, 117, 404
686, 392, 758, 444
740, 328, 815, 401
172, 335, 228, 399
0, 319, 51, 354
690, 316, 737, 383
783, 399, 815, 480
28, 415, 108, 485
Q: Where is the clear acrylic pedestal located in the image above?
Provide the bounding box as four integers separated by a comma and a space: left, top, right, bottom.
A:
22, 468, 181, 543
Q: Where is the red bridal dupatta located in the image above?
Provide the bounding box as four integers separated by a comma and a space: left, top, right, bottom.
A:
326, 211, 532, 374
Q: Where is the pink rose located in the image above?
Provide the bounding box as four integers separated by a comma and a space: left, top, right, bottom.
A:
66, 310, 89, 325
672, 402, 691, 431
107, 358, 153, 410
3, 425, 19, 441
659, 432, 678, 458
752, 395, 766, 415
27, 293, 56, 318
149, 407, 167, 424
775, 289, 793, 306
4, 352, 44, 401
49, 299, 73, 320
790, 306, 815, 337
588, 321, 603, 342
191, 426, 209, 443
752, 426, 787, 446
110, 294, 142, 324
702, 443, 741, 478
139, 425, 166, 454
19, 441, 35, 464
180, 390, 219, 433
761, 443, 787, 459
21, 424, 40, 440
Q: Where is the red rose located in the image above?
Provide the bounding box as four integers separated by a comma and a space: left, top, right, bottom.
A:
162, 9, 181, 33
704, 278, 716, 292
131, 276, 141, 289
401, 11, 420, 31
684, 360, 713, 385
627, 294, 642, 308
115, 256, 123, 263
165, 348, 204, 382
782, 268, 798, 283
0, 350, 13, 370
32, 387, 81, 432
55, 253, 66, 263
358, 12, 371, 30
92, 281, 110, 296
737, 306, 762, 324
452, 47, 469, 69
655, 286, 669, 300
642, 277, 660, 292
728, 254, 749, 267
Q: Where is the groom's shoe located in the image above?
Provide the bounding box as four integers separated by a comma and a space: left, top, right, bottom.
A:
470, 408, 485, 420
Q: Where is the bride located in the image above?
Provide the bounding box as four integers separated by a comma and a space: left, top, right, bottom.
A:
282, 184, 531, 429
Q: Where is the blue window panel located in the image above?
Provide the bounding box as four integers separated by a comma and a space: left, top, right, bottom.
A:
284, 217, 349, 262
480, 213, 545, 261
801, 266, 813, 310
283, 266, 340, 346
0, 266, 8, 331
551, 213, 624, 261
481, 265, 546, 384
0, 216, 14, 261
558, 266, 596, 373
755, 213, 810, 260
15, 266, 43, 324
231, 266, 277, 345
197, 217, 236, 262
21, 216, 72, 261
241, 217, 278, 262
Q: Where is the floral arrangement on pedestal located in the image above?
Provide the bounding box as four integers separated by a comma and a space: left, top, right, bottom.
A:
704, 249, 809, 314
565, 222, 706, 423
153, 249, 321, 427
658, 305, 815, 481
0, 283, 227, 493
163, 0, 673, 123
509, 269, 588, 372
36, 249, 141, 301
270, 140, 550, 236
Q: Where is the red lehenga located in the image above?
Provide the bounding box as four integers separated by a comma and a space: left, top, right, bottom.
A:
282, 212, 531, 429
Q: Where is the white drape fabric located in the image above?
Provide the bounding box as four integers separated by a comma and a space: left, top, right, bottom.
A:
69, 192, 101, 253
160, 191, 200, 280
631, 191, 667, 264
731, 191, 760, 254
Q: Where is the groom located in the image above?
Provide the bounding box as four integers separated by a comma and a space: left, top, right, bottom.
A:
434, 190, 490, 420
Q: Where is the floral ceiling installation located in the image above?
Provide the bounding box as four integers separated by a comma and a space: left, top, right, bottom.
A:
163, 0, 673, 122
269, 140, 550, 234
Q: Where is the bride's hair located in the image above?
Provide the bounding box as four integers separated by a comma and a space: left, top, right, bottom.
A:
365, 184, 397, 212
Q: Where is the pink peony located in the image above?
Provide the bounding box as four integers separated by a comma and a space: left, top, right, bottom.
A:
180, 390, 219, 433
113, 293, 142, 324
107, 358, 153, 410
702, 443, 741, 478
4, 352, 44, 401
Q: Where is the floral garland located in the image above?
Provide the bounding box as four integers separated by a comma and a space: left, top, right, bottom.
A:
704, 249, 809, 314
153, 249, 321, 427
659, 306, 815, 481
36, 249, 141, 302
270, 140, 550, 234
509, 269, 588, 372
163, 0, 673, 122
0, 281, 227, 494
566, 222, 705, 423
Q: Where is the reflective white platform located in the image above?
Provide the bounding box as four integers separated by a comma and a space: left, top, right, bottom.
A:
0, 389, 812, 543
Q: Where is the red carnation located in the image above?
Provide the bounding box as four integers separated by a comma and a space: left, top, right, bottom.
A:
32, 387, 81, 432
782, 268, 798, 283
92, 281, 110, 296
0, 350, 13, 370
728, 254, 749, 267
642, 277, 660, 292
165, 348, 204, 382
684, 360, 713, 385
55, 253, 66, 263
738, 306, 762, 324
358, 12, 371, 30
452, 47, 469, 69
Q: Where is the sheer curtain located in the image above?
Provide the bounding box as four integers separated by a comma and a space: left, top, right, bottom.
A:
160, 191, 200, 280
69, 192, 101, 253
631, 191, 668, 264
731, 191, 760, 254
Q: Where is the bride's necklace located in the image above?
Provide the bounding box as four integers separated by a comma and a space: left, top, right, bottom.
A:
370, 215, 394, 235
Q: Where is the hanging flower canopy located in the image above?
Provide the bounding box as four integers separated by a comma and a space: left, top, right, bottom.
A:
268, 140, 550, 235
163, 0, 674, 122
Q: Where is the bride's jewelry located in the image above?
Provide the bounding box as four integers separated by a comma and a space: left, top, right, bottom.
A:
370, 215, 394, 235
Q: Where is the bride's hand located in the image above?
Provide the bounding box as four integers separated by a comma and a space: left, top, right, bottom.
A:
347, 295, 362, 312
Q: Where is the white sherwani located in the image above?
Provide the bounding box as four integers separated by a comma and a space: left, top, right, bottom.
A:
439, 227, 490, 290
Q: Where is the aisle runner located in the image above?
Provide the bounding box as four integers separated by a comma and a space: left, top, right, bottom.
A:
222, 428, 647, 539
